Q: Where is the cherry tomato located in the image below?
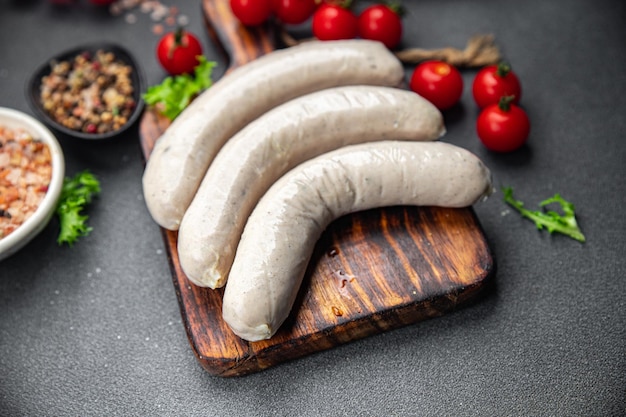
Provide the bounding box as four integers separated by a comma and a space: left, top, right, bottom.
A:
272, 0, 318, 25
409, 60, 464, 110
358, 4, 403, 49
230, 0, 273, 26
312, 4, 358, 41
157, 28, 203, 76
472, 62, 522, 108
477, 96, 530, 152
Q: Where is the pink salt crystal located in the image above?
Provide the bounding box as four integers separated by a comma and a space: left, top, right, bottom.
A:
152, 23, 164, 35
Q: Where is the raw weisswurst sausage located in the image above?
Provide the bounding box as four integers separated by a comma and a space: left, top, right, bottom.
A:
142, 39, 405, 230
177, 85, 444, 288
222, 141, 494, 341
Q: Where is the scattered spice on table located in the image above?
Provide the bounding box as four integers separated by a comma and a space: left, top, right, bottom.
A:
0, 125, 52, 239
109, 0, 189, 33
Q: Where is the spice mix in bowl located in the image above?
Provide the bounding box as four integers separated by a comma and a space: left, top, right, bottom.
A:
27, 43, 145, 140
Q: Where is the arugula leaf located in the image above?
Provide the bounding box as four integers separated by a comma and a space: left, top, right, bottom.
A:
503, 187, 585, 242
56, 171, 101, 246
143, 56, 217, 120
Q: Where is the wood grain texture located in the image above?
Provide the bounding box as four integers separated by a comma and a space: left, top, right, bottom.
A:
203, 0, 278, 71
137, 0, 495, 377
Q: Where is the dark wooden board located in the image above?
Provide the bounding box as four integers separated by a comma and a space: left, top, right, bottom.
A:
138, 0, 495, 377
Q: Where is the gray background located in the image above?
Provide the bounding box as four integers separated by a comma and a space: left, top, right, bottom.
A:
1, 0, 624, 415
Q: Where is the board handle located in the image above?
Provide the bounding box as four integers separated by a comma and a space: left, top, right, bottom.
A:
202, 0, 278, 72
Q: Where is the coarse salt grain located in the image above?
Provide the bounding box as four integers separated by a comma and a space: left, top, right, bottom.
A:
177, 14, 189, 26
0, 126, 52, 239
140, 1, 153, 13
150, 6, 168, 21
152, 24, 164, 35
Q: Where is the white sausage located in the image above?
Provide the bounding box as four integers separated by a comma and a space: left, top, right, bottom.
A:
222, 141, 494, 341
177, 86, 444, 288
142, 40, 405, 230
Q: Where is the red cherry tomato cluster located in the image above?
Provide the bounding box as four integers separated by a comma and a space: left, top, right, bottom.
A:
409, 60, 530, 152
473, 62, 529, 152
229, 0, 318, 26
229, 0, 404, 49
47, 0, 116, 5
313, 2, 404, 48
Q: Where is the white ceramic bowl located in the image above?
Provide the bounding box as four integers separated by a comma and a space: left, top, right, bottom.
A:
0, 107, 65, 261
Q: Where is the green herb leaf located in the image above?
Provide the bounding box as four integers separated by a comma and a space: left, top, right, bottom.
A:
143, 56, 217, 121
55, 171, 101, 246
503, 186, 585, 242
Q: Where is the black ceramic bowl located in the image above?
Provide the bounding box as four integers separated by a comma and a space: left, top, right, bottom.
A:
27, 43, 145, 140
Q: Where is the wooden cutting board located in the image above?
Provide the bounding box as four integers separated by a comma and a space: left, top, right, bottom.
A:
138, 0, 495, 377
